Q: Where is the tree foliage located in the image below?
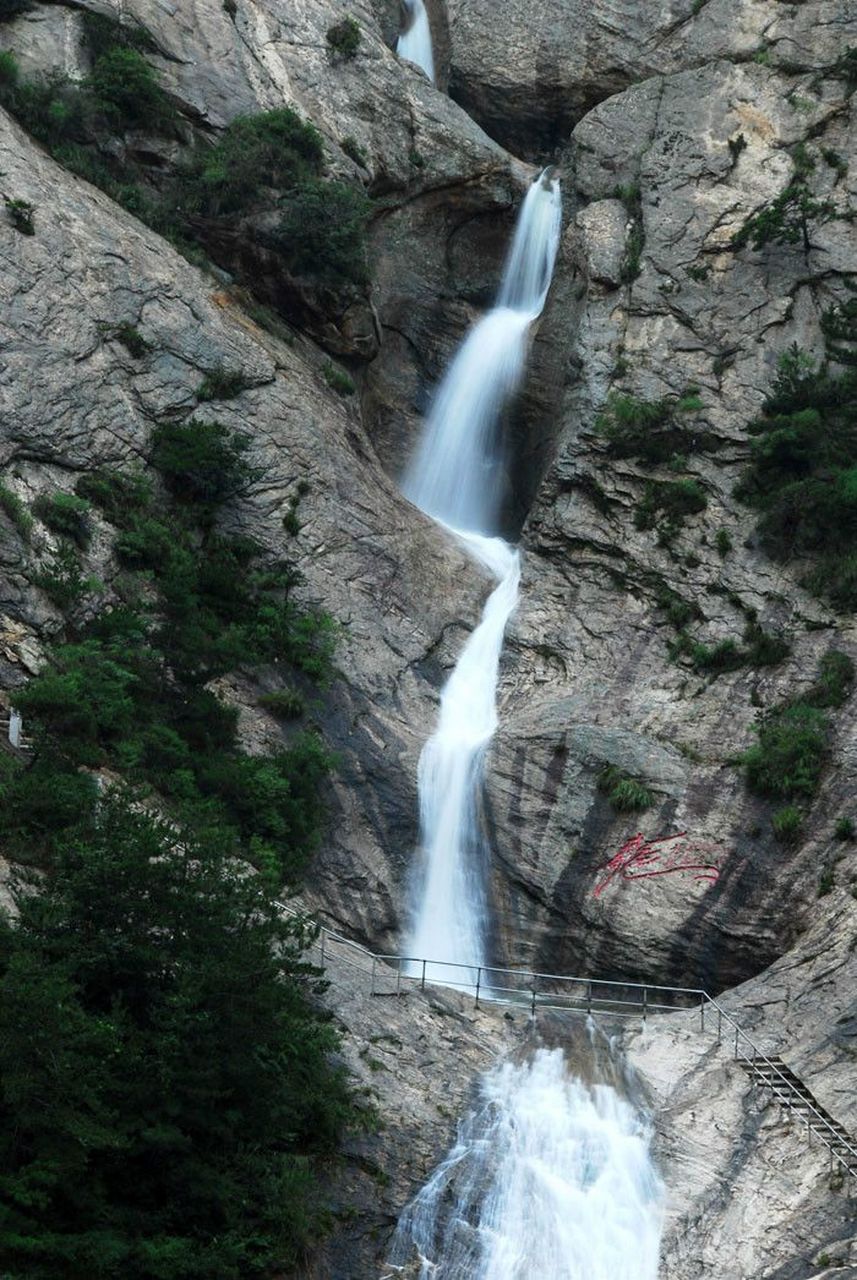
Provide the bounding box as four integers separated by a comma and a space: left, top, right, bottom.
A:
0, 796, 360, 1279
738, 299, 857, 609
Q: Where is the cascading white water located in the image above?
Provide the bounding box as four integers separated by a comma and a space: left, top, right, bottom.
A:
403, 174, 562, 535
402, 172, 562, 983
388, 1048, 665, 1280
397, 0, 436, 84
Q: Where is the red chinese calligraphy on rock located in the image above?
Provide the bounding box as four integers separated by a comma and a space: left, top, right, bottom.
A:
593, 832, 723, 898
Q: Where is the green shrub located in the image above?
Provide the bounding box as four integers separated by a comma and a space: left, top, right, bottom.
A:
5, 196, 34, 234
635, 478, 707, 536
115, 514, 175, 570
598, 764, 654, 813
689, 638, 745, 674
835, 815, 854, 841
31, 544, 100, 609
76, 469, 151, 525
87, 46, 175, 131
323, 359, 355, 396
197, 365, 253, 401
81, 10, 157, 60
176, 108, 324, 218
818, 866, 835, 895
807, 649, 854, 709
742, 622, 790, 668
258, 688, 306, 719
715, 528, 732, 556
596, 391, 712, 466
109, 320, 150, 357
326, 16, 361, 59
32, 491, 92, 548
341, 134, 367, 167
772, 805, 803, 842
276, 179, 370, 287
0, 753, 97, 862
744, 703, 828, 801
0, 483, 32, 538
151, 418, 255, 513
737, 337, 857, 610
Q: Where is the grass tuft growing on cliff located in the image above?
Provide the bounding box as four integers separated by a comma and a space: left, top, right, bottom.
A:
598, 764, 654, 813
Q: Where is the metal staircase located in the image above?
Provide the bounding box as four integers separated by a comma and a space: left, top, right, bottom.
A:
740, 1056, 857, 1177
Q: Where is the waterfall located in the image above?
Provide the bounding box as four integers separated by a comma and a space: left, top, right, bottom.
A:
402, 171, 562, 984
388, 1048, 665, 1279
397, 0, 436, 84
403, 173, 562, 535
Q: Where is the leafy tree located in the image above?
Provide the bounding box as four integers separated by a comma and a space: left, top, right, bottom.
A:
0, 795, 360, 1279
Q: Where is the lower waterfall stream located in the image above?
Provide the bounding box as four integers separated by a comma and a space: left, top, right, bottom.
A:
387, 1048, 664, 1280
394, 174, 665, 1274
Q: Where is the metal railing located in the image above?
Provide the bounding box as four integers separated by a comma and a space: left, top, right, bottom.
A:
280, 904, 857, 1181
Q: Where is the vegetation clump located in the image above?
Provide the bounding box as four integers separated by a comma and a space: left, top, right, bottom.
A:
323, 359, 355, 396
0, 55, 371, 294
737, 314, 857, 610
596, 390, 713, 467
742, 650, 854, 807
733, 181, 835, 253
0, 0, 31, 19
326, 17, 361, 60
4, 196, 34, 234
634, 477, 707, 542
32, 491, 93, 548
598, 764, 654, 813
197, 365, 253, 402
0, 482, 32, 539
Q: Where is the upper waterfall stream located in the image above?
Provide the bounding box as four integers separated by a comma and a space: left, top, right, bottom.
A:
396, 0, 436, 83
402, 170, 561, 984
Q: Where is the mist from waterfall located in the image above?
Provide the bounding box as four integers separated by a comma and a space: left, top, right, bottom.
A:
397, 0, 436, 84
388, 1048, 665, 1280
401, 171, 561, 984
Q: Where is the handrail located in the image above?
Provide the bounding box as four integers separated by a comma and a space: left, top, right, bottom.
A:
701, 993, 857, 1175
276, 902, 857, 1179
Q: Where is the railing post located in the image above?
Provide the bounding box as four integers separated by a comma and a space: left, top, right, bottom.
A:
734, 1026, 739, 1061
421, 959, 427, 992
717, 1005, 722, 1042
700, 998, 705, 1032
586, 981, 592, 1015
475, 966, 482, 1009
396, 958, 402, 996
320, 928, 326, 968
531, 984, 537, 1020
642, 986, 648, 1023
371, 955, 376, 997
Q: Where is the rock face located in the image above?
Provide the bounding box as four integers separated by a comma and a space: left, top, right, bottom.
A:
445, 0, 857, 153
2, 0, 857, 1276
